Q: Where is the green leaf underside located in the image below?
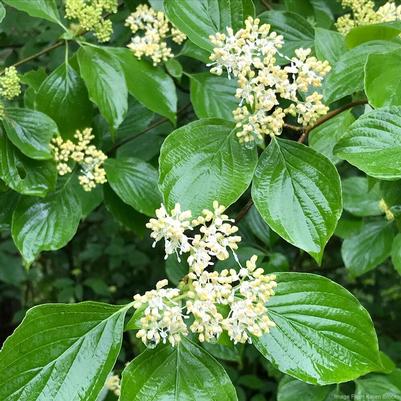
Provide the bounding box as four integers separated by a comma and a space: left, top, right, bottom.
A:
253, 272, 382, 385
355, 370, 401, 399
165, 0, 255, 51
252, 138, 342, 263
36, 63, 93, 136
78, 46, 128, 131
3, 107, 58, 160
104, 157, 162, 217
11, 180, 82, 264
335, 106, 401, 180
0, 133, 56, 197
119, 337, 238, 401
341, 220, 394, 277
0, 302, 127, 401
159, 119, 257, 216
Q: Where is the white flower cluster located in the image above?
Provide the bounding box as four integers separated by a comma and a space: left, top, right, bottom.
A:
0, 66, 21, 101
125, 4, 186, 66
336, 0, 401, 35
208, 17, 331, 146
65, 0, 118, 42
133, 202, 277, 348
50, 128, 107, 191
105, 374, 121, 396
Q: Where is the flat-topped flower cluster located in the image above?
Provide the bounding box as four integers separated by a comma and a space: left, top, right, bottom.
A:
50, 128, 107, 191
125, 4, 186, 66
133, 202, 277, 348
0, 66, 21, 119
208, 17, 331, 146
336, 0, 401, 35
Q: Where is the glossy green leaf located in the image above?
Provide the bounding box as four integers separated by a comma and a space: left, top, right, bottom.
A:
105, 157, 161, 217
12, 179, 82, 264
323, 41, 401, 104
3, 0, 62, 25
308, 110, 354, 164
190, 73, 237, 121
355, 370, 401, 399
165, 256, 188, 286
78, 46, 128, 131
314, 28, 346, 65
341, 219, 394, 277
278, 376, 337, 401
179, 40, 211, 63
365, 50, 401, 108
0, 302, 128, 401
335, 107, 401, 180
0, 2, 6, 23
3, 107, 58, 160
159, 119, 257, 216
342, 176, 381, 217
165, 58, 183, 79
0, 133, 56, 197
165, 0, 255, 51
202, 342, 240, 363
253, 272, 382, 385
345, 22, 401, 49
259, 11, 314, 59
36, 63, 93, 136
252, 138, 342, 263
0, 190, 19, 230
391, 233, 401, 275
119, 337, 238, 401
111, 48, 177, 123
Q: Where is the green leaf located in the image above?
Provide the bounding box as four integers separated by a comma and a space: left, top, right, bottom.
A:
3, 0, 62, 25
314, 28, 346, 65
0, 190, 19, 230
119, 337, 238, 401
12, 179, 82, 264
355, 370, 401, 399
342, 176, 381, 217
111, 48, 177, 123
335, 107, 401, 180
36, 63, 93, 136
0, 2, 6, 23
3, 107, 58, 159
259, 11, 314, 59
165, 58, 183, 79
103, 184, 147, 237
253, 272, 382, 385
165, 0, 255, 51
165, 256, 188, 286
341, 219, 394, 277
278, 376, 337, 401
0, 133, 56, 197
391, 233, 401, 275
104, 157, 162, 217
308, 110, 354, 164
252, 138, 342, 263
323, 41, 401, 104
0, 301, 128, 401
202, 342, 240, 363
364, 50, 401, 109
179, 40, 211, 64
345, 22, 401, 49
159, 119, 257, 216
190, 73, 237, 121
77, 46, 128, 131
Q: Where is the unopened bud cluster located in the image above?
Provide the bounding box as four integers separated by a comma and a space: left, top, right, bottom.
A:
125, 4, 186, 66
0, 66, 21, 119
133, 202, 277, 348
50, 128, 107, 191
65, 0, 118, 42
208, 17, 330, 146
105, 374, 121, 396
336, 0, 401, 35
379, 198, 395, 222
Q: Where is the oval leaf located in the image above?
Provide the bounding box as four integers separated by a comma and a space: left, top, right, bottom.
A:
3, 0, 62, 25
159, 119, 257, 216
252, 138, 342, 263
12, 179, 82, 264
119, 337, 238, 401
3, 107, 58, 159
36, 63, 93, 136
104, 157, 162, 217
0, 302, 128, 401
253, 272, 382, 385
356, 370, 401, 399
335, 107, 401, 180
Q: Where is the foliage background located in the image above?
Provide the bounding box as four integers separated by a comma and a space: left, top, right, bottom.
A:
1, 0, 401, 400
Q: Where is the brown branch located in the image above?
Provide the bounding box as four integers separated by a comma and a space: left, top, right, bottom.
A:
236, 198, 254, 222
261, 0, 273, 10
298, 99, 368, 144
